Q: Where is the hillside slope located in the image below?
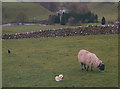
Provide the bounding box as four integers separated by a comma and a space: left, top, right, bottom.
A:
2, 2, 118, 23
2, 2, 53, 23
87, 2, 118, 21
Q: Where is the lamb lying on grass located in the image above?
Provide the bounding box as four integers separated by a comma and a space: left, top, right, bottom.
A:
78, 49, 105, 72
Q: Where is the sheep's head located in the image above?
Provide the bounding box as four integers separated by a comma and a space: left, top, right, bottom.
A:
97, 63, 105, 72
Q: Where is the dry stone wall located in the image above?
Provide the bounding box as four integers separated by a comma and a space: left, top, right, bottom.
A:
2, 25, 119, 39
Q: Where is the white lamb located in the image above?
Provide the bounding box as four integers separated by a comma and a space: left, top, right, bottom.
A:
78, 49, 105, 72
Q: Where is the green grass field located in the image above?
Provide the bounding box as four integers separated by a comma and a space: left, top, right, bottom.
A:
87, 2, 118, 21
2, 25, 79, 34
2, 34, 118, 87
2, 2, 53, 24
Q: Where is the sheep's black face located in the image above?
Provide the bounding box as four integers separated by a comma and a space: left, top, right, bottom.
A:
98, 63, 105, 72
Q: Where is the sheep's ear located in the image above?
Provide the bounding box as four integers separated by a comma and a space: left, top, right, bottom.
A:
100, 63, 103, 66
102, 63, 105, 66
97, 64, 100, 68
101, 63, 104, 65
97, 63, 103, 68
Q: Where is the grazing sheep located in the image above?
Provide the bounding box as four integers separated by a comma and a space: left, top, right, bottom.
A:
78, 49, 105, 72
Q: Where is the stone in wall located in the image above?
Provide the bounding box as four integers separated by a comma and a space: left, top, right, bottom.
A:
2, 25, 119, 39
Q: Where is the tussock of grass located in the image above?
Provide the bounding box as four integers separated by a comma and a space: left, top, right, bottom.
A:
2, 34, 118, 87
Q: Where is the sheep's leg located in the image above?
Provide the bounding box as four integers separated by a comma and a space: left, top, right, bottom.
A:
86, 66, 89, 71
91, 67, 93, 71
84, 64, 86, 70
81, 63, 84, 71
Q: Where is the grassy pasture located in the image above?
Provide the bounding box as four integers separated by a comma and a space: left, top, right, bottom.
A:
2, 34, 118, 87
87, 2, 118, 21
2, 2, 53, 24
2, 25, 79, 34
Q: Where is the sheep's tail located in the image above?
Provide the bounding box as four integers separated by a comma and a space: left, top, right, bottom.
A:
78, 49, 85, 63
